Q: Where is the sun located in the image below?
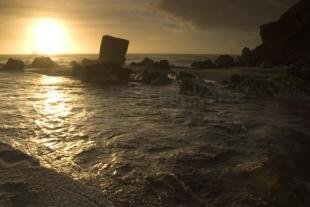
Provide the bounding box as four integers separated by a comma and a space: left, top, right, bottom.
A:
31, 18, 68, 54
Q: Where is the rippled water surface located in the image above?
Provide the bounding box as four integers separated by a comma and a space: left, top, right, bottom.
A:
1, 71, 310, 206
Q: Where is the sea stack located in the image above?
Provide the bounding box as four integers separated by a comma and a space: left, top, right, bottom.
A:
99, 35, 129, 65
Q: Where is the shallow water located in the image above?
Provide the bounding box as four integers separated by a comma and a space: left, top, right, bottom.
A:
1, 71, 310, 206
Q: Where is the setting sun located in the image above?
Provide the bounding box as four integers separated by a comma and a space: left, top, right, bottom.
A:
31, 18, 69, 54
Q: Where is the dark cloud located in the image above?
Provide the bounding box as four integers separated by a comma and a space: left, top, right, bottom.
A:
157, 0, 298, 31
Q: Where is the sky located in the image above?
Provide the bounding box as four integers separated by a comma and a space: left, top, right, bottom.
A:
0, 0, 298, 54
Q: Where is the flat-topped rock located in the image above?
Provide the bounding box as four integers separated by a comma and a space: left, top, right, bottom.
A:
99, 35, 129, 65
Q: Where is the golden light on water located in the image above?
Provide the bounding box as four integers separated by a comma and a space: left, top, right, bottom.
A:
31, 18, 69, 54
40, 76, 70, 118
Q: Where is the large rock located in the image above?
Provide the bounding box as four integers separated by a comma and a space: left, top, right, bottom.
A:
31, 57, 57, 68
191, 60, 216, 69
81, 63, 132, 85
1, 58, 25, 71
99, 35, 129, 65
215, 55, 234, 68
252, 0, 310, 66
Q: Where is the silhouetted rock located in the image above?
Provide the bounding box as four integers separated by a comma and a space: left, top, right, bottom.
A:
139, 71, 172, 86
252, 0, 310, 66
81, 59, 99, 67
99, 35, 129, 65
215, 55, 234, 68
191, 60, 216, 69
1, 58, 25, 71
236, 47, 255, 66
130, 57, 154, 67
70, 61, 83, 76
152, 60, 171, 71
82, 63, 132, 85
31, 57, 57, 68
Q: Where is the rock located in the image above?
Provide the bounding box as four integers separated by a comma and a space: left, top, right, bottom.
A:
215, 55, 234, 68
70, 61, 83, 76
82, 63, 132, 86
237, 47, 255, 66
191, 60, 216, 69
1, 58, 25, 71
252, 0, 310, 66
130, 57, 154, 67
31, 57, 57, 68
99, 35, 129, 65
176, 71, 196, 80
151, 60, 171, 71
179, 78, 217, 98
287, 65, 310, 80
234, 77, 277, 97
81, 59, 99, 67
140, 71, 172, 86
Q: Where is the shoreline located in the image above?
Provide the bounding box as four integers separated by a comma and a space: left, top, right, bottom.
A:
0, 143, 113, 207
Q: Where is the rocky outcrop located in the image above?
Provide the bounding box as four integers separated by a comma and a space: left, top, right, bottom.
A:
252, 0, 310, 66
152, 60, 170, 71
191, 60, 216, 69
99, 35, 129, 65
1, 58, 25, 71
31, 57, 57, 68
215, 55, 234, 68
81, 63, 132, 86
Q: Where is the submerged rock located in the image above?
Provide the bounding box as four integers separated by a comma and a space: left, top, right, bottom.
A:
82, 63, 132, 85
1, 58, 25, 71
179, 78, 217, 98
31, 57, 57, 68
139, 71, 172, 86
191, 60, 216, 69
99, 35, 129, 65
176, 71, 196, 80
215, 55, 234, 68
230, 76, 277, 97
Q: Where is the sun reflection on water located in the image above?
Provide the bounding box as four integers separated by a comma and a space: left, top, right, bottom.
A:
40, 76, 70, 118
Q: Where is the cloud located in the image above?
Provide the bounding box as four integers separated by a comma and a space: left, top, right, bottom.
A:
157, 0, 298, 32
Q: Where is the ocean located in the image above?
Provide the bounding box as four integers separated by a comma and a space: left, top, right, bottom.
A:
0, 54, 310, 206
